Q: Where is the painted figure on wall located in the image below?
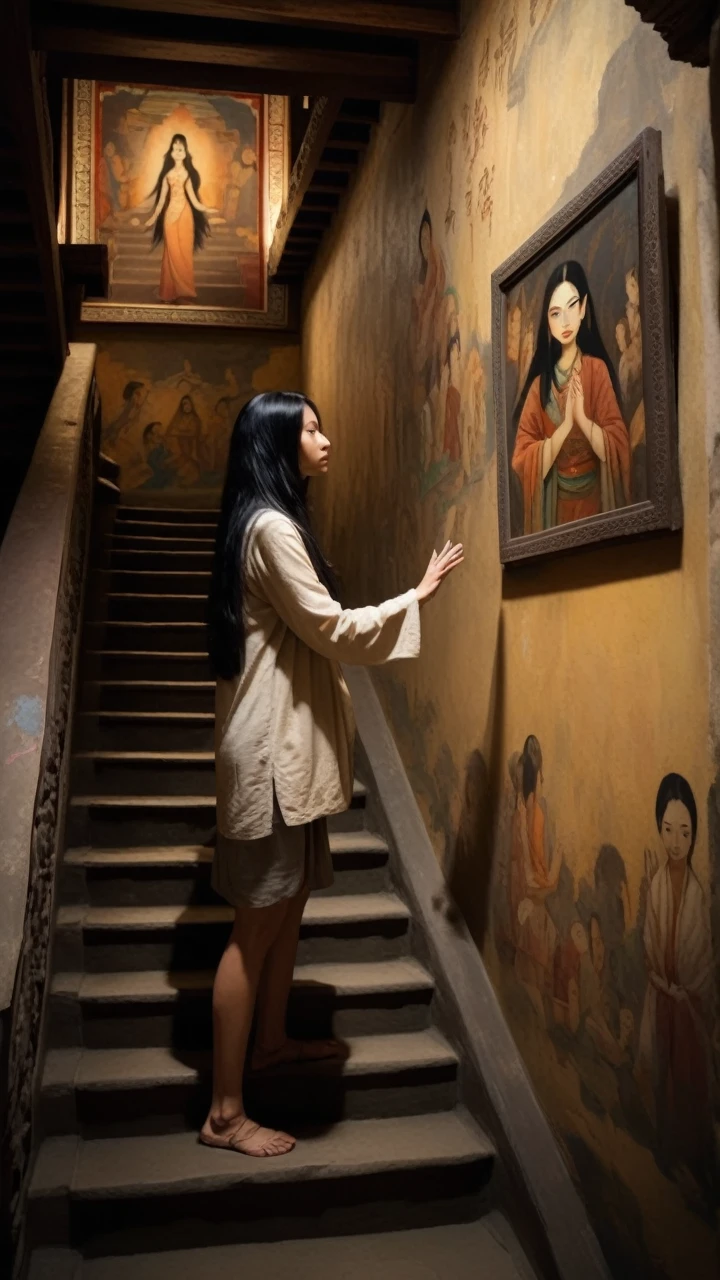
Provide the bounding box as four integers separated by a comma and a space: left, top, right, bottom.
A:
636, 773, 714, 1192
91, 84, 265, 310
510, 735, 562, 1023
145, 134, 213, 304
511, 261, 632, 533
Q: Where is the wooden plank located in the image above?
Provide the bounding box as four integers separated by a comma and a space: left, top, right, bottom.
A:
0, 0, 66, 371
268, 96, 341, 277
35, 27, 415, 100
45, 0, 460, 40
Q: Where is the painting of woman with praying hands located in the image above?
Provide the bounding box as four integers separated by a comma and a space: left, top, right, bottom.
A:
492, 130, 681, 563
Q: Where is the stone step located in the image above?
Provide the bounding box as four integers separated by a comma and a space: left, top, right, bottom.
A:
93, 569, 212, 597
105, 549, 215, 572
33, 1216, 530, 1280
71, 749, 216, 794
29, 1111, 494, 1254
48, 959, 436, 1049
109, 533, 215, 552
40, 1030, 458, 1137
112, 519, 219, 540
61, 831, 390, 905
55, 893, 411, 972
73, 710, 214, 753
116, 507, 219, 525
80, 679, 215, 713
67, 783, 367, 846
84, 621, 208, 654
103, 594, 208, 623
83, 651, 213, 681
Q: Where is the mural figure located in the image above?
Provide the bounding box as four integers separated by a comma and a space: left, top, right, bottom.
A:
165, 393, 204, 482
223, 146, 258, 228
104, 380, 148, 450
98, 141, 130, 221
139, 422, 175, 489
636, 773, 714, 1192
512, 261, 632, 533
145, 134, 213, 304
412, 210, 447, 474
510, 735, 562, 1023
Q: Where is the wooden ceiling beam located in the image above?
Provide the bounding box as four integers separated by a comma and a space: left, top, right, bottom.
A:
268, 95, 341, 277
44, 0, 460, 40
35, 27, 416, 101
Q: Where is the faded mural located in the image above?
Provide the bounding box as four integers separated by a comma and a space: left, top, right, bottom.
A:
94, 334, 301, 493
302, 0, 718, 1276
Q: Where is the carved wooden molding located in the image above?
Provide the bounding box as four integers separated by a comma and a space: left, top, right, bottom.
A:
626, 0, 717, 67
268, 95, 341, 277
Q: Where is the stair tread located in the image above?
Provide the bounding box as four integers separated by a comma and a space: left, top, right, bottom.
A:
70, 780, 367, 804
87, 622, 206, 629
57, 893, 410, 930
30, 1110, 492, 1198
43, 1030, 457, 1091
52, 958, 434, 1003
110, 536, 215, 546
118, 506, 220, 516
73, 751, 215, 763
74, 1218, 529, 1280
106, 593, 208, 600
77, 711, 214, 722
64, 831, 387, 865
83, 680, 215, 689
84, 651, 211, 660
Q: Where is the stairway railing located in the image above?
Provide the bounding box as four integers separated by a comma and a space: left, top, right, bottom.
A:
0, 343, 98, 1253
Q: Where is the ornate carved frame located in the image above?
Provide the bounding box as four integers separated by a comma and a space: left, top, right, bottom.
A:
69, 79, 290, 328
491, 128, 681, 566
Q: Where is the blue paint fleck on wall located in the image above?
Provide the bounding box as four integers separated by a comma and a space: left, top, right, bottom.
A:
8, 695, 44, 737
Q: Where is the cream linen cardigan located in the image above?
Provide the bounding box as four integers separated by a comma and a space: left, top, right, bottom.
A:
215, 510, 421, 840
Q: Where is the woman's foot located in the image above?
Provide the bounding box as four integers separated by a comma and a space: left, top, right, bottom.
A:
251, 1037, 348, 1072
200, 1113, 295, 1157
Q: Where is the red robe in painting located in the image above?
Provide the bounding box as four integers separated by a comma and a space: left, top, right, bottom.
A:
512, 354, 631, 533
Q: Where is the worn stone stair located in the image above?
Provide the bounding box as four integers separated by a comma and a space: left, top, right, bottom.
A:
27, 503, 532, 1278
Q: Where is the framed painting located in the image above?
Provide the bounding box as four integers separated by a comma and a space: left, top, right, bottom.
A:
68, 80, 289, 328
492, 129, 681, 564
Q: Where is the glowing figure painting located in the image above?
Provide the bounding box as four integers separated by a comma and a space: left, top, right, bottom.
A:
91, 83, 265, 314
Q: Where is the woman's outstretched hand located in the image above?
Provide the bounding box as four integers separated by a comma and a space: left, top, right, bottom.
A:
416, 540, 464, 605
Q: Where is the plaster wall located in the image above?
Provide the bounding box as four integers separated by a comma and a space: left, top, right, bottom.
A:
302, 2, 718, 1275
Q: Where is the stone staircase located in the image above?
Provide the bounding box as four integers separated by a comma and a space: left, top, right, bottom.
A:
27, 504, 534, 1279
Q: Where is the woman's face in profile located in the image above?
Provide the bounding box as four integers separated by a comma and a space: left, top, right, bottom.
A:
299, 403, 331, 478
547, 280, 586, 347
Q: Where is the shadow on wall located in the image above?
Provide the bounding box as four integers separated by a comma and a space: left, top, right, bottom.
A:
434, 612, 506, 948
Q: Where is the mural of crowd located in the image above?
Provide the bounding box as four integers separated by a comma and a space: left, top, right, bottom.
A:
493, 740, 716, 1215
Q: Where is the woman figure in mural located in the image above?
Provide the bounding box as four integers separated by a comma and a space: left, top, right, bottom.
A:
139, 421, 175, 490
512, 735, 562, 1024
223, 146, 258, 229
412, 211, 447, 472
636, 773, 714, 1193
203, 391, 464, 1157
145, 134, 213, 303
104, 380, 148, 452
165, 393, 203, 484
511, 260, 632, 533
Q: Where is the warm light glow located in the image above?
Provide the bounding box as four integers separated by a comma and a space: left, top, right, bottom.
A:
132, 106, 229, 213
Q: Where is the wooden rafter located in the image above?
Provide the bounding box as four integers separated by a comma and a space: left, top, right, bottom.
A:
35, 25, 416, 100
268, 96, 341, 278
43, 0, 460, 40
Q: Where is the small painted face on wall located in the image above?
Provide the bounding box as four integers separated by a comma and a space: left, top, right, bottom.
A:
547, 280, 587, 347
660, 799, 693, 863
299, 402, 331, 478
171, 139, 187, 162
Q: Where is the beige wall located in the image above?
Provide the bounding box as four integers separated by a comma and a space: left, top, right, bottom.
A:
302, 1, 718, 1275
88, 327, 301, 497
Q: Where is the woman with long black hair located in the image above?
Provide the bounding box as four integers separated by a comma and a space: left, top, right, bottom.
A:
511, 260, 632, 533
202, 392, 463, 1157
145, 133, 212, 303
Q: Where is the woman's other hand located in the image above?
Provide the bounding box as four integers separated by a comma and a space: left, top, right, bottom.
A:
416, 540, 464, 605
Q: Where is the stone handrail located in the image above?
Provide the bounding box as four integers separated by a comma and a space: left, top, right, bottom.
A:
0, 343, 98, 1231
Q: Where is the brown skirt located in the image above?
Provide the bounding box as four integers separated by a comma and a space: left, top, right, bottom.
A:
211, 795, 334, 909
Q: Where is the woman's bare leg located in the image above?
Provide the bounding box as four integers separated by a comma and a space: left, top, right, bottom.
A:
252, 885, 345, 1069
201, 899, 296, 1156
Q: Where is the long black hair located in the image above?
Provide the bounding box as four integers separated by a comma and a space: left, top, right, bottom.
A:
207, 392, 338, 681
521, 734, 543, 802
655, 772, 697, 861
149, 133, 209, 252
513, 260, 622, 432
